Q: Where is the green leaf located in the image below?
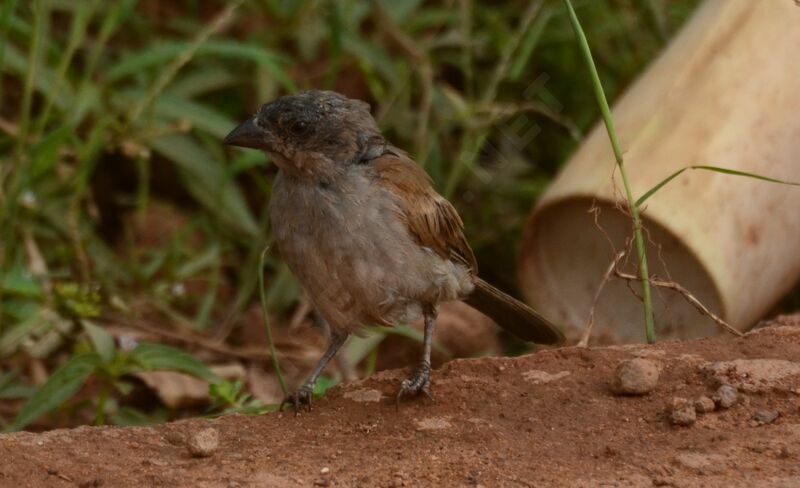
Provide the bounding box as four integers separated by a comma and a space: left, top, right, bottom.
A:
146, 134, 259, 238
30, 126, 71, 179
343, 330, 386, 366
313, 375, 338, 398
0, 307, 62, 356
0, 370, 35, 400
81, 320, 115, 363
111, 406, 167, 427
0, 265, 41, 298
636, 165, 800, 207
153, 93, 238, 139
374, 325, 450, 355
167, 69, 238, 99
635, 167, 687, 207
105, 40, 295, 91
10, 353, 103, 431
0, 43, 71, 109
131, 343, 217, 383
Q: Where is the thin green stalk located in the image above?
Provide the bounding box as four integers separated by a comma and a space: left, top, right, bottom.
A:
35, 0, 97, 132
16, 0, 47, 156
563, 0, 656, 343
258, 247, 288, 397
0, 0, 20, 103
127, 0, 245, 124
94, 386, 109, 425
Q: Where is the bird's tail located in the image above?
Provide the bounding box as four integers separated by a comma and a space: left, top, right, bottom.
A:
464, 278, 565, 345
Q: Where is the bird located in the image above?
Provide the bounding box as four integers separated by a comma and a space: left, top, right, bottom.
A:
224, 90, 564, 411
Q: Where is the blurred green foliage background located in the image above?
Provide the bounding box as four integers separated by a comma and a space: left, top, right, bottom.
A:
0, 0, 702, 429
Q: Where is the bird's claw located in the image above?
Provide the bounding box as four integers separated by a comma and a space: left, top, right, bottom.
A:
280, 386, 313, 415
395, 362, 433, 408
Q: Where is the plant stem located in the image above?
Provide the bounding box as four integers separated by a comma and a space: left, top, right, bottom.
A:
94, 386, 108, 426
563, 0, 656, 343
259, 247, 288, 396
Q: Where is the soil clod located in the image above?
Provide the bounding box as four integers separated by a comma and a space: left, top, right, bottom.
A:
187, 427, 219, 458
670, 397, 696, 426
713, 385, 738, 409
694, 396, 715, 413
754, 410, 780, 425
612, 358, 660, 395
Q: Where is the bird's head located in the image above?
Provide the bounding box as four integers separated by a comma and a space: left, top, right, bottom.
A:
224, 90, 385, 180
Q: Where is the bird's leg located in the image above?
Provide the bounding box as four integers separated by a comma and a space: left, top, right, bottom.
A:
396, 304, 437, 407
281, 328, 348, 414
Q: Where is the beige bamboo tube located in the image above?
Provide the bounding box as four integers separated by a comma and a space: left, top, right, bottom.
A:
518, 0, 800, 342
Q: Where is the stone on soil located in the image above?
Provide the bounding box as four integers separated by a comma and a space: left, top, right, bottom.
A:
694, 396, 715, 414
713, 385, 738, 409
187, 427, 219, 458
612, 358, 660, 395
670, 397, 696, 426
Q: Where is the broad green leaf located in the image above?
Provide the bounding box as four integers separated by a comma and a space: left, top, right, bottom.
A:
637, 165, 800, 207
81, 320, 115, 363
147, 134, 259, 238
131, 343, 217, 383
10, 353, 102, 431
1, 298, 39, 322
167, 69, 238, 99
152, 93, 237, 139
0, 265, 41, 298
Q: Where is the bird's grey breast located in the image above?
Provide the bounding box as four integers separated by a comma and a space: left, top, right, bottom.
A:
269, 166, 472, 330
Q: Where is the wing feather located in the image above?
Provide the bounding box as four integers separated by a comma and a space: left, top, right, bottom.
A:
371, 151, 477, 272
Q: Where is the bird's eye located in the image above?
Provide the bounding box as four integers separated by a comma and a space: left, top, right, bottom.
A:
289, 120, 308, 136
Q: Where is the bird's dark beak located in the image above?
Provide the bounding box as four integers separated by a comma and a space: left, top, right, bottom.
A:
224, 117, 265, 149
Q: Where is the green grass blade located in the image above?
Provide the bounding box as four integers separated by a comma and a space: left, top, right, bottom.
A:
35, 0, 96, 132
259, 247, 288, 397
564, 0, 656, 343
127, 1, 252, 124
691, 165, 800, 186
635, 168, 687, 207
0, 0, 20, 102
146, 134, 259, 238
10, 353, 103, 431
16, 0, 47, 156
131, 343, 217, 383
637, 165, 800, 208
81, 320, 115, 363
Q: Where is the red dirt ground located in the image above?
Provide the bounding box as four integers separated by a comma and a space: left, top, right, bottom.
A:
1, 321, 799, 487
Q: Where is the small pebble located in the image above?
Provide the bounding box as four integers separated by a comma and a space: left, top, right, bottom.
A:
320, 467, 330, 475
713, 385, 738, 409
753, 410, 779, 425
187, 427, 219, 458
694, 396, 715, 414
612, 358, 660, 395
670, 397, 696, 426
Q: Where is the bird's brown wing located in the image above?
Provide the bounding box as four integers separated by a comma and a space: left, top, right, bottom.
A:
371, 151, 477, 272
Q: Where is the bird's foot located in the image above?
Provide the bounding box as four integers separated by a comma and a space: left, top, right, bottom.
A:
280, 385, 313, 415
395, 362, 433, 408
